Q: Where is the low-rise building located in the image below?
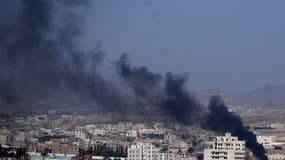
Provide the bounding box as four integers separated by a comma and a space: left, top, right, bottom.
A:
74, 127, 86, 138
128, 142, 196, 160
126, 130, 138, 138
257, 135, 276, 149
268, 153, 285, 160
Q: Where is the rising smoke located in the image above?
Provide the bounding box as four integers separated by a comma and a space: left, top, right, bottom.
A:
116, 55, 267, 159
116, 54, 203, 124
0, 1, 267, 159
161, 72, 203, 124
116, 53, 162, 102
0, 0, 127, 111
204, 96, 267, 160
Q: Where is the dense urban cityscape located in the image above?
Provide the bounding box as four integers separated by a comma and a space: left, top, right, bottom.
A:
1, 0, 284, 160
1, 106, 285, 160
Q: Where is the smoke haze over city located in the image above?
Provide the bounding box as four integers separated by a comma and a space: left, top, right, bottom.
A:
0, 1, 284, 160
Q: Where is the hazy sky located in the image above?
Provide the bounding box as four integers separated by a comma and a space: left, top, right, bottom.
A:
83, 0, 285, 93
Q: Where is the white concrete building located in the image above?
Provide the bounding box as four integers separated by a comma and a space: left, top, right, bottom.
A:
204, 133, 246, 160
0, 135, 8, 145
156, 152, 196, 160
74, 127, 86, 138
268, 153, 285, 160
257, 135, 276, 149
138, 128, 165, 135
126, 130, 138, 138
128, 143, 196, 160
128, 143, 158, 160
93, 129, 106, 136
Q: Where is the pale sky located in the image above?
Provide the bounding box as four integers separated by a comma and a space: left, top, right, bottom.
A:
82, 0, 285, 93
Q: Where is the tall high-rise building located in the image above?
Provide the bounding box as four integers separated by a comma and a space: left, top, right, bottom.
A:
204, 133, 245, 160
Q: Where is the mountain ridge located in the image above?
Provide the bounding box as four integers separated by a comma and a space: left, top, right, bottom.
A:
192, 84, 285, 107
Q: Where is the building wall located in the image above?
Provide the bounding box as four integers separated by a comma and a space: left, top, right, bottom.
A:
127, 143, 155, 160
128, 143, 196, 160
257, 136, 276, 149
268, 154, 285, 160
204, 133, 245, 160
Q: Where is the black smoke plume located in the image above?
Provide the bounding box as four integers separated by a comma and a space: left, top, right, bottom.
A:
0, 1, 267, 158
116, 54, 203, 124
0, 0, 126, 112
116, 53, 162, 98
204, 95, 267, 160
161, 73, 203, 124
116, 56, 266, 158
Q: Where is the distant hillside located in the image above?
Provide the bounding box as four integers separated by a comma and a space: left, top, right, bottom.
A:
3, 84, 285, 113
232, 84, 285, 106
0, 93, 102, 114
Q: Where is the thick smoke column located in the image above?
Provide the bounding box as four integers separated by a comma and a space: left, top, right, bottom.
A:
116, 53, 162, 98
204, 96, 267, 160
0, 1, 268, 158
116, 54, 203, 124
0, 0, 125, 111
162, 72, 203, 124
116, 55, 267, 158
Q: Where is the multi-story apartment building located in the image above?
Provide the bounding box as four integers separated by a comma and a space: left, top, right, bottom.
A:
257, 135, 276, 149
128, 143, 158, 160
74, 127, 86, 138
28, 141, 79, 155
204, 133, 245, 160
156, 152, 195, 160
128, 143, 195, 160
126, 130, 138, 138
